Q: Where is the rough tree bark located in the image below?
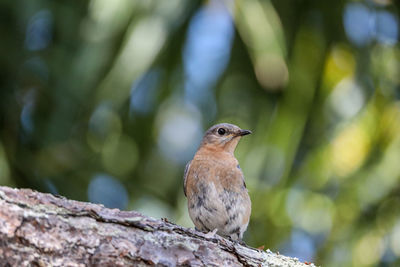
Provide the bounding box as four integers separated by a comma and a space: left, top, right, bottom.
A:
0, 186, 314, 266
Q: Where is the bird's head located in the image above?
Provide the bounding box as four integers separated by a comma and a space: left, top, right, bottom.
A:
200, 123, 251, 154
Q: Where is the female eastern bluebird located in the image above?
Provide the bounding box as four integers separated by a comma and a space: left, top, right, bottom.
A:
183, 123, 252, 241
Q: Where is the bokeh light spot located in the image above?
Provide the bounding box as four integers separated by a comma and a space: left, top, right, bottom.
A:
130, 69, 161, 115
375, 11, 398, 45
133, 195, 174, 220
286, 189, 334, 234
331, 123, 370, 177
20, 89, 36, 135
322, 44, 355, 91
328, 78, 365, 119
390, 221, 400, 256
25, 10, 53, 51
101, 134, 138, 176
156, 99, 203, 163
87, 104, 122, 152
343, 3, 373, 46
183, 0, 234, 121
88, 174, 128, 209
280, 230, 316, 262
353, 232, 384, 266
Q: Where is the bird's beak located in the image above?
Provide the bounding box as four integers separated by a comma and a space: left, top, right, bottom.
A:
237, 129, 252, 136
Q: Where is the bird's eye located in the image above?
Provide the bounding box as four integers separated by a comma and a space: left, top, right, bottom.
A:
217, 128, 226, 135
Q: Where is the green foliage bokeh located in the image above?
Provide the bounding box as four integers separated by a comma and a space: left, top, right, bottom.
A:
0, 0, 399, 266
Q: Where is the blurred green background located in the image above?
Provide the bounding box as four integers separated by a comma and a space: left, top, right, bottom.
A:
1, 0, 399, 266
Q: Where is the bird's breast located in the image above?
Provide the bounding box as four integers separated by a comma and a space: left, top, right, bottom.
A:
189, 159, 243, 190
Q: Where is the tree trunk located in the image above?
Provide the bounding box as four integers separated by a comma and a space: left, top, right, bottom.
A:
0, 186, 313, 266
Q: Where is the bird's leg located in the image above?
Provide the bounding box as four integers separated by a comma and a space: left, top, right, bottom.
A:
227, 233, 247, 246
194, 227, 218, 238
227, 236, 247, 246
233, 238, 246, 246
204, 228, 218, 238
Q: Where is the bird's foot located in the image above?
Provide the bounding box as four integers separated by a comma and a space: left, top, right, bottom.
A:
227, 236, 246, 246
204, 228, 218, 239
234, 239, 246, 246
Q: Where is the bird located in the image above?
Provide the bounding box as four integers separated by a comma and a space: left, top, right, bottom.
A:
183, 123, 252, 241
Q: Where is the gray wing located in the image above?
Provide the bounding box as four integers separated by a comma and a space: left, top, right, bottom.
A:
183, 160, 192, 197
237, 164, 246, 188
